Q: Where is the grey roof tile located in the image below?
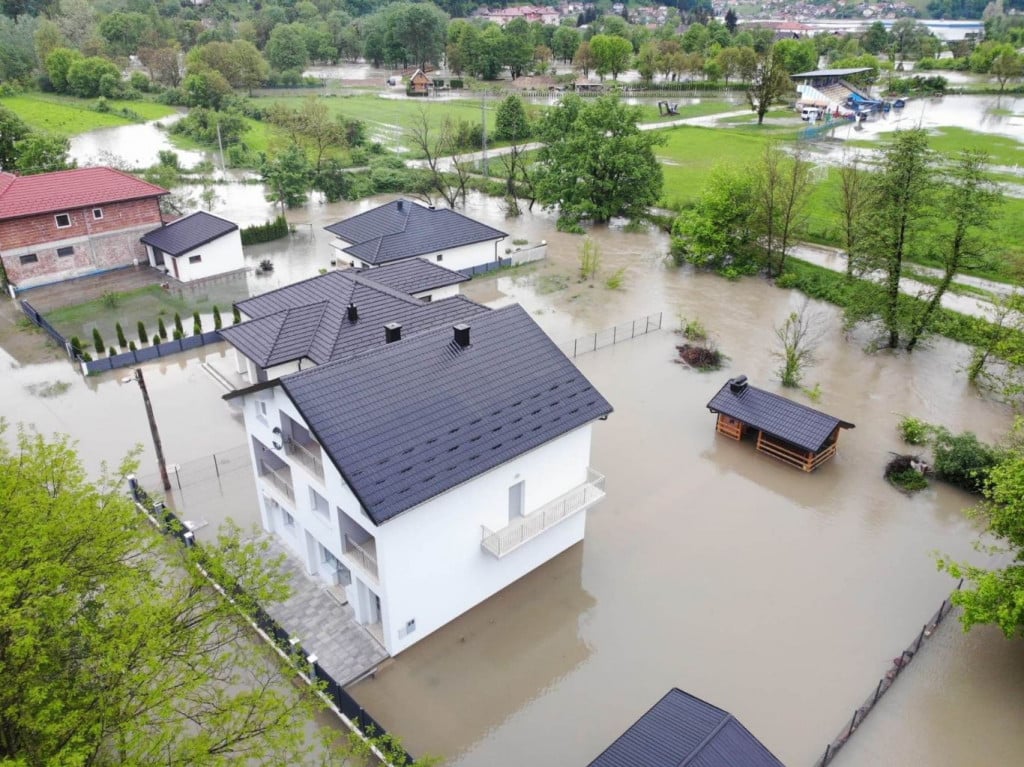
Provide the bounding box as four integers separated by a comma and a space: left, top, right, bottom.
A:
280, 304, 613, 525
706, 377, 854, 453
588, 688, 785, 767
356, 260, 468, 294
324, 199, 507, 265
141, 211, 238, 256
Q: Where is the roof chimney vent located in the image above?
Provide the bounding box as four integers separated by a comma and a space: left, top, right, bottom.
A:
729, 375, 748, 393
453, 323, 470, 349
347, 303, 358, 322
397, 199, 404, 212
384, 322, 402, 344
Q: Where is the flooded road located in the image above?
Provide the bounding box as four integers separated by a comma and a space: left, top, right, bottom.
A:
4, 189, 1024, 766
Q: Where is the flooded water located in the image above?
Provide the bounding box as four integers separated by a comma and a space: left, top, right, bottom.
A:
4, 158, 1024, 763
69, 112, 217, 170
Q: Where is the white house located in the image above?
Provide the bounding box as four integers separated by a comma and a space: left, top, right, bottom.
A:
222, 273, 612, 656
324, 199, 508, 274
352, 258, 467, 303
141, 211, 243, 282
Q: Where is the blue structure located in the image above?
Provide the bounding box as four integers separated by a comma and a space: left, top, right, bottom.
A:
588, 688, 786, 767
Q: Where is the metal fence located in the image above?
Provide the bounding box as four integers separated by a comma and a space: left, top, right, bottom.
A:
561, 312, 663, 358
127, 478, 415, 766
812, 582, 963, 767
459, 257, 513, 278
19, 299, 224, 375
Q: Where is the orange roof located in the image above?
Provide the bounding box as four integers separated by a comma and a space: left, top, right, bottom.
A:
0, 167, 167, 222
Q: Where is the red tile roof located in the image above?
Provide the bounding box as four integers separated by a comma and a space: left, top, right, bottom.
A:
0, 167, 168, 222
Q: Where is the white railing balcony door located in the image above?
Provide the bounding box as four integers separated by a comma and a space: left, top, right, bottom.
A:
285, 436, 324, 480
481, 468, 605, 559
261, 464, 294, 502
343, 534, 379, 580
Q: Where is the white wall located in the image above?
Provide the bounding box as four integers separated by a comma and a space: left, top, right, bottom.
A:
329, 237, 504, 273
411, 282, 460, 302
169, 229, 244, 282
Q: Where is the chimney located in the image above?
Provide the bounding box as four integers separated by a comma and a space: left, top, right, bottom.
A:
384, 322, 402, 344
453, 323, 470, 348
347, 303, 358, 322
729, 375, 748, 394
397, 199, 404, 212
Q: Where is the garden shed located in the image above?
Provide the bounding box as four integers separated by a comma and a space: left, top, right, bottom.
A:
707, 375, 854, 472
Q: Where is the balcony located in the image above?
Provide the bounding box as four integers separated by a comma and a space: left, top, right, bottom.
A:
260, 464, 294, 502
343, 534, 379, 580
481, 469, 606, 559
286, 436, 324, 480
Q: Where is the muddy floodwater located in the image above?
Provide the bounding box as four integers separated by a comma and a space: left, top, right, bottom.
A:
4, 190, 1024, 766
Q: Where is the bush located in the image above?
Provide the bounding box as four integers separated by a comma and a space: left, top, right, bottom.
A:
193, 312, 202, 335
137, 321, 147, 345
886, 454, 930, 493
213, 306, 222, 330
174, 313, 184, 336
898, 416, 932, 445
173, 329, 183, 340
157, 318, 168, 339
69, 335, 82, 355
241, 215, 288, 245
129, 341, 137, 352
115, 322, 127, 349
679, 316, 708, 341
107, 346, 116, 357
932, 428, 1002, 493
92, 328, 105, 354
675, 343, 725, 371
233, 306, 241, 325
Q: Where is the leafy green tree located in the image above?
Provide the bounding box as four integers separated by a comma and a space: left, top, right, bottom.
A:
0, 427, 320, 766
990, 46, 1023, 92
773, 301, 823, 387
261, 143, 313, 210
187, 40, 269, 92
589, 33, 633, 80
572, 39, 595, 78
502, 18, 534, 79
833, 154, 867, 278
266, 23, 310, 72
98, 11, 150, 57
743, 45, 792, 125
494, 95, 530, 141
12, 134, 74, 175
138, 44, 182, 87
552, 25, 580, 63
0, 14, 38, 82
751, 143, 813, 278
861, 21, 890, 55
315, 158, 352, 203
773, 38, 817, 75
266, 98, 348, 175
44, 46, 81, 92
670, 164, 757, 271
183, 70, 232, 110
137, 320, 147, 345
66, 56, 120, 98
0, 106, 28, 170
534, 94, 664, 227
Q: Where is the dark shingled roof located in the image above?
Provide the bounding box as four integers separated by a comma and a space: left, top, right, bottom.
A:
280, 304, 613, 525
588, 688, 785, 767
219, 270, 488, 368
707, 377, 854, 453
790, 67, 872, 79
356, 259, 468, 295
324, 199, 507, 265
141, 211, 238, 256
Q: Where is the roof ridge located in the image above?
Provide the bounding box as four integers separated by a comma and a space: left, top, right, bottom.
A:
676, 714, 735, 767
237, 270, 356, 312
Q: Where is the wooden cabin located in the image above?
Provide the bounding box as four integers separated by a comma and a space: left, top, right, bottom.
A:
409, 69, 431, 94
706, 376, 854, 472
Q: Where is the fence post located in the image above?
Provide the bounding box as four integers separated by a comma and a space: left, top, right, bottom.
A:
915, 624, 926, 652
872, 678, 884, 704
613, 325, 617, 344
631, 319, 636, 338
823, 743, 831, 764
213, 453, 220, 478
645, 316, 650, 333
573, 339, 577, 357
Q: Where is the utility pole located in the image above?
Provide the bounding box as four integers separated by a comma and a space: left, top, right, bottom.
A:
481, 90, 488, 177
134, 368, 171, 491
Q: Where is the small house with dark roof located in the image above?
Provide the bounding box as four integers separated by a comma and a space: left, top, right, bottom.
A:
707, 376, 854, 472
220, 272, 612, 655
141, 211, 242, 283
588, 688, 785, 767
0, 167, 167, 290
324, 198, 507, 273
354, 259, 468, 302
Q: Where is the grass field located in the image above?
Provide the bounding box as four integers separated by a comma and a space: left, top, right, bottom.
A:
0, 93, 177, 135
847, 126, 1024, 167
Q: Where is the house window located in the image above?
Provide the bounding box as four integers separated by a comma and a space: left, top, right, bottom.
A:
320, 543, 338, 566
310, 488, 330, 521
188, 255, 202, 264
92, 208, 103, 220
57, 246, 74, 257
19, 253, 38, 265
421, 294, 432, 303
256, 399, 269, 425
282, 510, 295, 528
436, 254, 443, 262
54, 213, 71, 228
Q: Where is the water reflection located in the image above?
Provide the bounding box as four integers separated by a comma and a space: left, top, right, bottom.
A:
69, 112, 216, 170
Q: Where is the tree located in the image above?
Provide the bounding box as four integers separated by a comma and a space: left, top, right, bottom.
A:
833, 154, 867, 278
386, 2, 448, 72
267, 98, 348, 175
773, 38, 817, 76
906, 150, 1000, 351
990, 47, 1023, 92
98, 11, 150, 57
0, 14, 38, 82
0, 427, 316, 766
183, 70, 232, 110
0, 106, 28, 171
552, 25, 580, 63
861, 21, 889, 55
405, 107, 472, 209
187, 40, 269, 92
589, 33, 633, 80
670, 164, 757, 271
12, 134, 74, 175
534, 94, 664, 227
266, 23, 309, 72
66, 55, 120, 98
44, 46, 81, 92
855, 128, 935, 349
572, 40, 595, 77
494, 95, 530, 142
138, 45, 182, 87
724, 9, 738, 35
744, 45, 792, 125
772, 300, 824, 387
261, 143, 312, 209
751, 144, 813, 278
938, 418, 1024, 637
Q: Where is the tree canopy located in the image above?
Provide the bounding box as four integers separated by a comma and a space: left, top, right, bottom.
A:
534, 94, 664, 228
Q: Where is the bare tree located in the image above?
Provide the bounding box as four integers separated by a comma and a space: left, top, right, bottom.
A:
772, 299, 825, 387
752, 144, 812, 278
834, 153, 867, 277
405, 108, 469, 209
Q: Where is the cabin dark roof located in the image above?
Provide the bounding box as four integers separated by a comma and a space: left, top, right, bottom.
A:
588, 688, 785, 767
357, 259, 468, 295
141, 211, 238, 256
280, 304, 613, 525
707, 377, 854, 453
324, 199, 507, 265
790, 68, 872, 79
219, 270, 488, 368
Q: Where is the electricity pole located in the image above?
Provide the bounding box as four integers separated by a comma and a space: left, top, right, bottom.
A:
481, 90, 488, 177
134, 368, 171, 491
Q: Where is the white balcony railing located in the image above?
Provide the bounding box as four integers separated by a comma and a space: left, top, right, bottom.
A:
285, 437, 324, 480
343, 534, 379, 580
261, 464, 294, 502
481, 468, 605, 559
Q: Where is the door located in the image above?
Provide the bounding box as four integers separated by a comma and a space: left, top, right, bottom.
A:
508, 480, 525, 523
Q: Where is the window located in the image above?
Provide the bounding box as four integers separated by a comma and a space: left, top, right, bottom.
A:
19, 254, 38, 265
282, 510, 295, 528
57, 246, 74, 257
435, 254, 443, 262
310, 488, 330, 521
256, 399, 268, 425
188, 254, 202, 264
92, 208, 103, 220
421, 294, 432, 303
54, 213, 71, 228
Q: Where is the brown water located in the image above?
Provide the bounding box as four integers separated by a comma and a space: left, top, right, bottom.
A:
3, 192, 1024, 766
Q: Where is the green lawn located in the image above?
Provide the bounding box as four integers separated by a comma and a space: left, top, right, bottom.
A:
637, 99, 745, 124
0, 93, 177, 136
847, 126, 1024, 167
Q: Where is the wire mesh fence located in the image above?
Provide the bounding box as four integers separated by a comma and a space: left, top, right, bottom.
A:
560, 312, 663, 358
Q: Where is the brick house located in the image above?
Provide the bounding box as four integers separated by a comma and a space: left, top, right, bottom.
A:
0, 167, 167, 290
